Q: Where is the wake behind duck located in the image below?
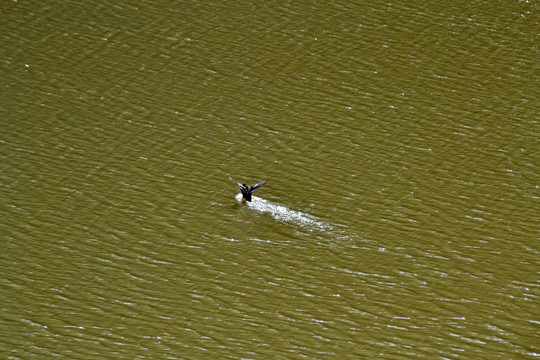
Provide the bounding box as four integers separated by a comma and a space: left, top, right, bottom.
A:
231, 181, 331, 232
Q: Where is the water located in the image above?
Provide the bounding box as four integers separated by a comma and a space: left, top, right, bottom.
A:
1, 0, 539, 358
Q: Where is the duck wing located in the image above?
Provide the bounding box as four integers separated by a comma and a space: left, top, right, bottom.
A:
250, 180, 267, 192
229, 177, 244, 189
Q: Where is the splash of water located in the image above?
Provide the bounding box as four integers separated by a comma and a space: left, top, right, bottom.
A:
235, 193, 331, 232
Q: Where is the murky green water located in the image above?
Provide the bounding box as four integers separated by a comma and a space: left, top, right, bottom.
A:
1, 0, 538, 358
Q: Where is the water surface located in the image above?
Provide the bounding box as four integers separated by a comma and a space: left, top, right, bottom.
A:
1, 0, 539, 358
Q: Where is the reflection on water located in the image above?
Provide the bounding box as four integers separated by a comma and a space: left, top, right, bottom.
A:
235, 193, 332, 232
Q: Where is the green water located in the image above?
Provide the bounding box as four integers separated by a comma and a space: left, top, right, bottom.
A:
1, 0, 538, 358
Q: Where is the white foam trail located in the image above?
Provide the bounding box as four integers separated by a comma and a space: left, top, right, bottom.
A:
235, 193, 331, 232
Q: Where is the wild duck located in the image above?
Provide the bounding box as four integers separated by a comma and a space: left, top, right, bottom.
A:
230, 178, 267, 202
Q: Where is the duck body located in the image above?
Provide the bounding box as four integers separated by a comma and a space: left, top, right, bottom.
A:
231, 178, 267, 202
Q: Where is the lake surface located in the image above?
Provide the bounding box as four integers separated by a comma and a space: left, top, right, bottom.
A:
1, 0, 539, 358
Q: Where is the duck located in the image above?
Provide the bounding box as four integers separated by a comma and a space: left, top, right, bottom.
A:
230, 177, 267, 202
